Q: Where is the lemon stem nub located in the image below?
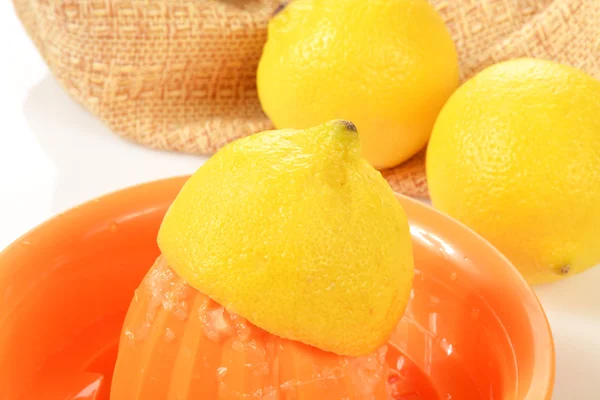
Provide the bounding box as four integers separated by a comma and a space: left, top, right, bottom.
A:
337, 120, 357, 132
272, 2, 288, 17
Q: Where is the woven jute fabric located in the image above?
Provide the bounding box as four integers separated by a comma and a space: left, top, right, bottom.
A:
14, 0, 599, 198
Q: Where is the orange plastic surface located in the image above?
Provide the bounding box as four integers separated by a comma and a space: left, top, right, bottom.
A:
112, 256, 395, 399
110, 255, 443, 399
0, 177, 554, 400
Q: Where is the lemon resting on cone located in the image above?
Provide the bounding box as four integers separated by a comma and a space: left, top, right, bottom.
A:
158, 120, 415, 356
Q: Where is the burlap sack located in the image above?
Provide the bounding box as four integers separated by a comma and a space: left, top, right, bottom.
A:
13, 0, 599, 198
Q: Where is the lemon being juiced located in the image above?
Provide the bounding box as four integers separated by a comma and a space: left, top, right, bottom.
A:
158, 120, 414, 356
111, 120, 415, 399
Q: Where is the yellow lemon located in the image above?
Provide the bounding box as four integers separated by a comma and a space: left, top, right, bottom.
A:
158, 120, 414, 356
257, 0, 459, 169
427, 58, 600, 284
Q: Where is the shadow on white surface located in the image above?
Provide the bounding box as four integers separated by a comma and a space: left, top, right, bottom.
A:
535, 267, 600, 319
534, 267, 600, 400
23, 75, 206, 214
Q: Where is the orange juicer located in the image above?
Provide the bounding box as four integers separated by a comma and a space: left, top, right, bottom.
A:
0, 177, 554, 399
110, 255, 440, 399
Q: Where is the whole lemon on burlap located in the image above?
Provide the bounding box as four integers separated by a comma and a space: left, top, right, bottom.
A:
257, 0, 459, 169
427, 58, 600, 285
158, 120, 414, 356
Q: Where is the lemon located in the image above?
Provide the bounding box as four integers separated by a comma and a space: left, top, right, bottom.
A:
427, 58, 600, 284
158, 120, 414, 356
257, 0, 459, 169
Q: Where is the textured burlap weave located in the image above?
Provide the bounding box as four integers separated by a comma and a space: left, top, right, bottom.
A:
13, 0, 599, 197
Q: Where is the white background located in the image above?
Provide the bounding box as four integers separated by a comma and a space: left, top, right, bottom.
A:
1, 3, 599, 399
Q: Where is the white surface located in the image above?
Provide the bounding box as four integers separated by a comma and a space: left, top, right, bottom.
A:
0, 3, 207, 250
1, 4, 599, 399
